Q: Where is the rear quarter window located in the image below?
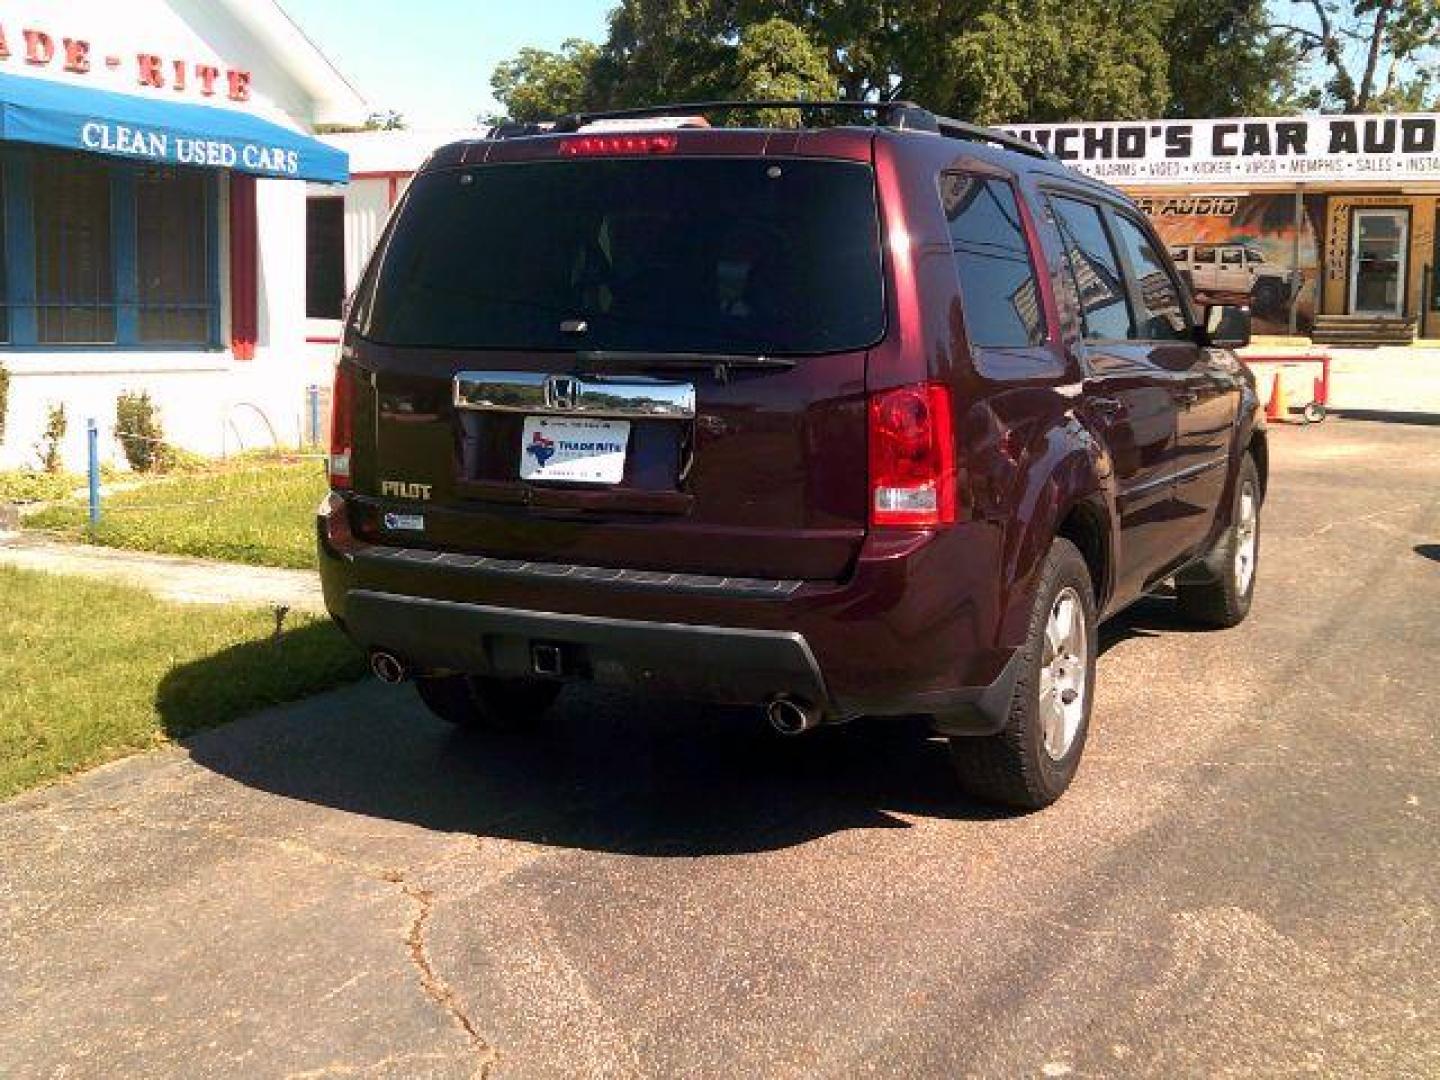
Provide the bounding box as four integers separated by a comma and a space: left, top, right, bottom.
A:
940, 173, 1047, 349
1049, 195, 1134, 342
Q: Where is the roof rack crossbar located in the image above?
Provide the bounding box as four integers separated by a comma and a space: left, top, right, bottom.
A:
931, 116, 1054, 161
547, 100, 1056, 161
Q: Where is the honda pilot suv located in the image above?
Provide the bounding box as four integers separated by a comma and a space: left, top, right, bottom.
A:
318, 101, 1265, 810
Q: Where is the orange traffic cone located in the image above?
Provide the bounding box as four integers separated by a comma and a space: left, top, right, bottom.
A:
1265, 367, 1287, 423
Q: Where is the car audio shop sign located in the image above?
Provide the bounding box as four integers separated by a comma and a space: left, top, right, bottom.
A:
1002, 114, 1440, 186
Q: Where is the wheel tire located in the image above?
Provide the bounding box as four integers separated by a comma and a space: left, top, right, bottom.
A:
949, 538, 1097, 811
1176, 453, 1261, 629
1302, 401, 1326, 424
414, 675, 561, 731
1252, 279, 1281, 316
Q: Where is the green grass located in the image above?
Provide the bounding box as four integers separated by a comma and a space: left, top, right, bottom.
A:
26, 459, 327, 569
0, 565, 365, 797
0, 470, 87, 505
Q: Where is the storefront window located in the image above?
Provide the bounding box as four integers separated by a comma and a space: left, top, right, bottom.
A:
0, 166, 7, 345
306, 196, 346, 320
1430, 223, 1440, 312
34, 153, 115, 344
137, 167, 213, 344
0, 149, 219, 349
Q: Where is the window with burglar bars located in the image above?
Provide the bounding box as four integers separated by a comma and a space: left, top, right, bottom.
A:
136, 166, 214, 344
0, 148, 220, 348
34, 152, 115, 344
0, 164, 7, 345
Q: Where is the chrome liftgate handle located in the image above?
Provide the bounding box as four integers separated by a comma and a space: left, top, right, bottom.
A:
453, 371, 696, 420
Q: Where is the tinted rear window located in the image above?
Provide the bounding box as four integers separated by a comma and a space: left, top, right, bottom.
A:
354, 158, 885, 355
941, 173, 1046, 348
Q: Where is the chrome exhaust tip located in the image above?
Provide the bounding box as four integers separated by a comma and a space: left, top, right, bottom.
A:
369, 650, 409, 685
767, 696, 820, 736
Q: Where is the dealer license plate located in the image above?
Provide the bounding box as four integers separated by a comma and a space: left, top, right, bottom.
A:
519, 416, 631, 484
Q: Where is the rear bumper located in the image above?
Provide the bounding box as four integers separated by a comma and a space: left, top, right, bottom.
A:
346, 590, 831, 708
318, 497, 1022, 731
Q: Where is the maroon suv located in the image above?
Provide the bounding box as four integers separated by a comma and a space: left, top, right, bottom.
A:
318, 101, 1265, 809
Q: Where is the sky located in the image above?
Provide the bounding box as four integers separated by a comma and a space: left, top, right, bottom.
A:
281, 0, 615, 128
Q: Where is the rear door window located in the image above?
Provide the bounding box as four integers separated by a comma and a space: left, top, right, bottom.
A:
354, 158, 884, 356
1112, 214, 1192, 341
940, 173, 1047, 348
1049, 195, 1133, 342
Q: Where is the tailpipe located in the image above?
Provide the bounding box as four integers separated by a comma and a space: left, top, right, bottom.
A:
766, 696, 821, 736
369, 650, 409, 685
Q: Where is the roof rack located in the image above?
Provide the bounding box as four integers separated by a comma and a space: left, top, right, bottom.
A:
546, 100, 1055, 161
931, 116, 1055, 161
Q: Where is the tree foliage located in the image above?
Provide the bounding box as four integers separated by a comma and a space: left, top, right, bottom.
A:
732, 18, 836, 124
940, 1, 1173, 124
487, 0, 1440, 125
1274, 0, 1440, 112
491, 39, 602, 122
314, 111, 406, 135
1166, 0, 1301, 118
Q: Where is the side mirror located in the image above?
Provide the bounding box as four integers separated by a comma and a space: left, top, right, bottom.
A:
1204, 304, 1251, 349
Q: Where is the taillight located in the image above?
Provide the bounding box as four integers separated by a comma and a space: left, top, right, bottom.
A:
560, 133, 679, 156
868, 382, 957, 527
328, 363, 355, 490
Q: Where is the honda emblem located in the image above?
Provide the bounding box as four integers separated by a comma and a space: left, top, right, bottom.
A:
544, 375, 582, 411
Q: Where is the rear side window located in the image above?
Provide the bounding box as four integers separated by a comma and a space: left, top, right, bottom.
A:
1112, 214, 1191, 341
1049, 196, 1133, 342
353, 158, 884, 356
940, 173, 1046, 348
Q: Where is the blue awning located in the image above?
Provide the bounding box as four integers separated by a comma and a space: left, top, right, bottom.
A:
0, 72, 348, 184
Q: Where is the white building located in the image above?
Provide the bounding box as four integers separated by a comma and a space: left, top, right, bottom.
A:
0, 0, 366, 470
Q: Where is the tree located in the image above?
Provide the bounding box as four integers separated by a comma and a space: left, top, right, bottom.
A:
940, 0, 1173, 124
731, 17, 836, 123
491, 38, 602, 122
1166, 0, 1300, 117
1272, 0, 1440, 112
315, 111, 406, 135
495, 0, 1423, 125
587, 0, 737, 107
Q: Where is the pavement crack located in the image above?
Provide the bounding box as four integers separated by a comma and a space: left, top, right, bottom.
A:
387, 870, 497, 1078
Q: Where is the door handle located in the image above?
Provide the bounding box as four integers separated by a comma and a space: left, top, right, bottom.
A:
1176, 389, 1199, 407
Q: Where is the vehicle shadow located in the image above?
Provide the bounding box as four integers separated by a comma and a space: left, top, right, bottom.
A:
1098, 592, 1200, 653
164, 598, 1186, 857
1415, 543, 1440, 564
167, 662, 1011, 857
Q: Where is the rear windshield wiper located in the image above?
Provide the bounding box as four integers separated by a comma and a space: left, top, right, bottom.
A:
576, 351, 797, 380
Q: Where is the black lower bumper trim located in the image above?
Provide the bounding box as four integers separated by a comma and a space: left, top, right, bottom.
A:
344, 590, 831, 710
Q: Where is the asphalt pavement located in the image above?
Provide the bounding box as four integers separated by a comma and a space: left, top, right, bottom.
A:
3, 417, 1437, 1079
